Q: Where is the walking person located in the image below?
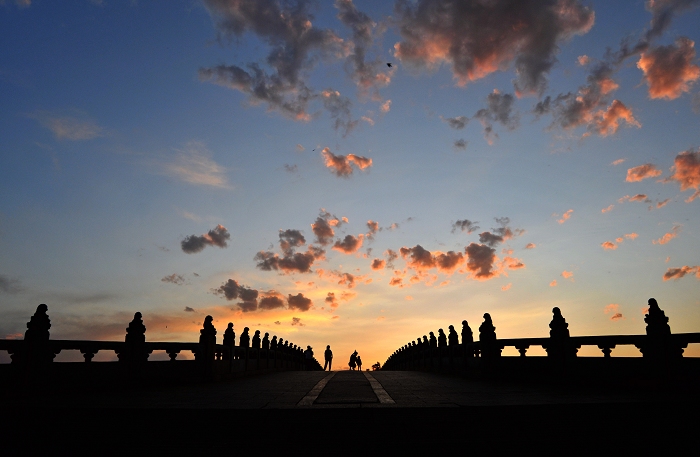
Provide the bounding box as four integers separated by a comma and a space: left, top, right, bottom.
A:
349, 350, 358, 370
324, 345, 333, 371
356, 354, 363, 371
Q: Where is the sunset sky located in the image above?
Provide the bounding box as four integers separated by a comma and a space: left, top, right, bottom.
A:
1, 0, 699, 365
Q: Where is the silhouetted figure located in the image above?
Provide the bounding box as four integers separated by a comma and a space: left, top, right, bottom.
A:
642, 298, 681, 360
448, 325, 459, 346
349, 350, 358, 370
122, 312, 148, 364
324, 345, 333, 371
429, 332, 437, 349
252, 330, 261, 349
438, 329, 447, 348
461, 320, 473, 345
223, 323, 235, 360
196, 315, 217, 371
239, 327, 250, 348
479, 313, 500, 359
277, 338, 284, 351
262, 332, 270, 350
304, 345, 314, 370
270, 335, 278, 350
422, 335, 429, 346
356, 355, 363, 371
387, 62, 392, 67
22, 304, 53, 366
547, 307, 576, 360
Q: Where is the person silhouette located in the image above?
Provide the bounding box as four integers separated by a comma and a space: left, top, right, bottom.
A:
304, 345, 314, 371
448, 325, 459, 346
262, 332, 270, 350
239, 327, 250, 348
437, 329, 447, 348
349, 350, 358, 370
356, 354, 363, 371
252, 330, 261, 349
324, 345, 333, 371
429, 331, 437, 349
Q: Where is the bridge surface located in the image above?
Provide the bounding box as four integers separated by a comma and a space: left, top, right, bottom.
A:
5, 370, 698, 452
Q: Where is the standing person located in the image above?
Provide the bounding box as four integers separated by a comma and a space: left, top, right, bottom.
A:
304, 345, 314, 371
356, 354, 363, 371
349, 350, 358, 370
324, 345, 333, 371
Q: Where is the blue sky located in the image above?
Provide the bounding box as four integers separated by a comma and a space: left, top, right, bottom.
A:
1, 0, 699, 364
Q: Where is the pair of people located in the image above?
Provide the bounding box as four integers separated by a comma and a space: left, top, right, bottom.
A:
348, 350, 363, 370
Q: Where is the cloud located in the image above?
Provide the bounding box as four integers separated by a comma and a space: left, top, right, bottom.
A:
550, 280, 557, 287
336, 0, 393, 97
288, 293, 313, 311
163, 141, 230, 189
333, 234, 364, 254
291, 317, 305, 326
666, 148, 700, 202
213, 279, 259, 312
474, 90, 519, 144
604, 303, 624, 321
619, 194, 651, 203
452, 219, 480, 234
181, 224, 231, 254
602, 204, 614, 213
384, 249, 398, 269
279, 229, 306, 254
655, 198, 671, 209
587, 100, 640, 137
601, 241, 617, 250
626, 163, 662, 182
637, 37, 700, 100
184, 306, 195, 312
321, 89, 359, 136
321, 147, 373, 177
525, 243, 536, 249
259, 291, 286, 310
380, 100, 391, 112
295, 144, 305, 152
393, 0, 594, 95
561, 270, 574, 279
645, 0, 700, 41
30, 111, 104, 140
501, 283, 512, 291
464, 243, 497, 279
434, 251, 465, 275
325, 292, 339, 309
453, 139, 467, 150
366, 220, 379, 239
316, 269, 365, 288
557, 209, 573, 224
577, 55, 589, 66
371, 258, 385, 270
312, 210, 338, 245
199, 0, 343, 122
663, 265, 700, 281
441, 115, 469, 129
274, 321, 281, 325
254, 247, 324, 274
0, 275, 22, 294
653, 224, 681, 245
161, 274, 185, 285
284, 164, 298, 173
611, 158, 626, 166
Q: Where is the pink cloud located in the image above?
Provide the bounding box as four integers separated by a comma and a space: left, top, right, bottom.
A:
549, 280, 557, 287
626, 163, 662, 182
321, 147, 373, 177
601, 241, 617, 250
557, 209, 573, 224
637, 37, 700, 100
561, 270, 574, 279
601, 204, 614, 213
663, 266, 700, 281
666, 149, 700, 202
653, 225, 681, 245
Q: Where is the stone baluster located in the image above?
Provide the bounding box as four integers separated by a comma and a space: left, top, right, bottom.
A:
222, 323, 235, 361
21, 304, 55, 369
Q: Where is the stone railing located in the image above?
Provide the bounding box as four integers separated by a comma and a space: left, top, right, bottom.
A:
383, 299, 700, 379
0, 305, 323, 384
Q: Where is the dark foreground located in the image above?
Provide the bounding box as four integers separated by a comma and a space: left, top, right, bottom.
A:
4, 370, 699, 453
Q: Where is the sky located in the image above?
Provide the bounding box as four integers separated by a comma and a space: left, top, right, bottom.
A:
1, 0, 699, 365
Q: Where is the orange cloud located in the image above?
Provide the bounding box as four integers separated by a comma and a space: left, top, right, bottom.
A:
549, 280, 557, 287
371, 258, 385, 270
332, 234, 364, 254
325, 292, 339, 309
321, 147, 373, 177
561, 270, 574, 279
604, 304, 624, 321
637, 37, 700, 100
316, 269, 365, 289
601, 241, 617, 250
557, 209, 573, 224
501, 283, 512, 291
619, 194, 651, 203
601, 204, 614, 213
590, 100, 640, 137
611, 158, 626, 166
404, 295, 413, 301
653, 225, 681, 245
577, 55, 589, 66
525, 243, 536, 249
626, 163, 662, 182
666, 149, 700, 202
663, 266, 700, 281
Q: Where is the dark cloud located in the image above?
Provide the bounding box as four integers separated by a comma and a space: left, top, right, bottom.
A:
336, 0, 393, 97
325, 292, 339, 309
441, 115, 468, 129
181, 224, 230, 254
0, 275, 22, 294
333, 234, 363, 254
663, 265, 699, 281
452, 219, 479, 234
645, 0, 700, 42
259, 291, 286, 310
213, 279, 259, 311
464, 243, 497, 279
478, 217, 524, 246
453, 139, 467, 150
400, 245, 436, 271
385, 249, 398, 269
371, 258, 386, 270
161, 274, 185, 285
199, 0, 343, 122
291, 317, 305, 326
666, 148, 700, 202
321, 89, 359, 137
321, 147, 373, 177
279, 229, 306, 254
184, 306, 195, 312
434, 251, 464, 274
474, 91, 519, 143
394, 0, 594, 95
366, 220, 379, 239
284, 164, 298, 173
288, 293, 313, 311
311, 209, 344, 245
254, 249, 321, 274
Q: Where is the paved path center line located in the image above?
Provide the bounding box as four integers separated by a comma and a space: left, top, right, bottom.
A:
363, 371, 396, 404
296, 372, 336, 406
